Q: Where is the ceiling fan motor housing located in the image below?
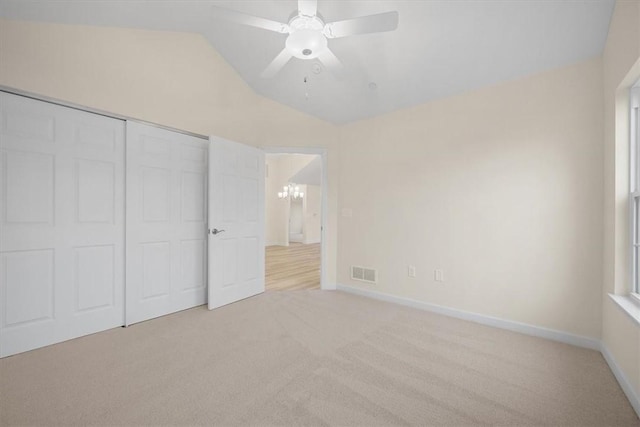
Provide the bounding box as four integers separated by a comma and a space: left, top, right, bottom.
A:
286, 29, 327, 59
286, 15, 328, 59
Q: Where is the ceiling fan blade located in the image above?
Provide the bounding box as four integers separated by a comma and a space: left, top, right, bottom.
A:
324, 11, 399, 39
298, 0, 317, 16
261, 49, 294, 78
317, 49, 344, 78
213, 6, 289, 34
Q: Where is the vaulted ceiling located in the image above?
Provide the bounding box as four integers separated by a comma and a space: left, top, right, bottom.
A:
0, 0, 615, 124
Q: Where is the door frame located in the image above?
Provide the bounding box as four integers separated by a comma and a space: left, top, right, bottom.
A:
262, 147, 329, 291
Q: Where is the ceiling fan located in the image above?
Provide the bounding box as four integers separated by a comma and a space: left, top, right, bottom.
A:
213, 0, 399, 78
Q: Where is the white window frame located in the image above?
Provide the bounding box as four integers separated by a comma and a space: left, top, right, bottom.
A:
630, 84, 640, 302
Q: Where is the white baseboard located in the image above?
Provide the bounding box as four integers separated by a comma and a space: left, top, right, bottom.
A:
335, 283, 639, 419
321, 282, 337, 291
336, 284, 600, 350
601, 343, 640, 418
266, 242, 287, 247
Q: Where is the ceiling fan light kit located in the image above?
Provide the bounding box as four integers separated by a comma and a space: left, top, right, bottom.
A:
214, 0, 399, 78
286, 28, 327, 60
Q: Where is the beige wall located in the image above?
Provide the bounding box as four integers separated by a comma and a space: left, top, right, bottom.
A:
338, 57, 604, 339
0, 18, 340, 287
265, 154, 316, 246
602, 0, 640, 404
265, 156, 285, 246
304, 185, 322, 244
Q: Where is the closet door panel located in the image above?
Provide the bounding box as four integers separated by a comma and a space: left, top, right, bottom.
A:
125, 121, 207, 325
0, 92, 125, 357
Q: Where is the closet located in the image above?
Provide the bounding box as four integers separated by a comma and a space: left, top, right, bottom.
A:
0, 91, 208, 356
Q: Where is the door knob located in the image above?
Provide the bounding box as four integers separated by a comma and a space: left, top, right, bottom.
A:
209, 228, 225, 235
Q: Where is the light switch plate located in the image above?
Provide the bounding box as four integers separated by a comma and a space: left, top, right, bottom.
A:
408, 265, 416, 278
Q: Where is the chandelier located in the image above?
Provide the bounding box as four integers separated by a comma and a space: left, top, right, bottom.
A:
278, 183, 304, 200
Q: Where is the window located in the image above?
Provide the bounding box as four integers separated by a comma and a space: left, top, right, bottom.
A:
630, 84, 640, 299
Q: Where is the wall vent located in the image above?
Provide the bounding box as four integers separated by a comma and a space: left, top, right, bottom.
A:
351, 265, 377, 284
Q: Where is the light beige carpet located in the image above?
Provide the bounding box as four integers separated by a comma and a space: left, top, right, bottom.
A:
0, 290, 638, 426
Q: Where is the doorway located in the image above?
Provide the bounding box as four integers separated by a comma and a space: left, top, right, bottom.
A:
263, 148, 327, 291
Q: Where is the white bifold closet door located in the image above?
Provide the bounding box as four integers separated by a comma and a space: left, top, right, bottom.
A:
0, 92, 125, 357
125, 121, 208, 325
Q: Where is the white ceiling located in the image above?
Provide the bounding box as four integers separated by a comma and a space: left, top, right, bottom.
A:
0, 0, 615, 124
290, 156, 322, 186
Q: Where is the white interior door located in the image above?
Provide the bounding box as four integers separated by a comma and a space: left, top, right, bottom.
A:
126, 121, 208, 325
208, 136, 265, 309
0, 92, 125, 357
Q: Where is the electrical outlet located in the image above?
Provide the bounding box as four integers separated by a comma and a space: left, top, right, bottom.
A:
408, 265, 416, 278
434, 269, 444, 282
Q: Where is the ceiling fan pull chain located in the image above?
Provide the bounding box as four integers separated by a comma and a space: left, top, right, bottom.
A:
304, 76, 309, 101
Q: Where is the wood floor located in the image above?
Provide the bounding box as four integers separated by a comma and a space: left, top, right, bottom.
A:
266, 243, 320, 291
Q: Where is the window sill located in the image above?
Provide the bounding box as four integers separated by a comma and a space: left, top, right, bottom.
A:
609, 294, 640, 327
